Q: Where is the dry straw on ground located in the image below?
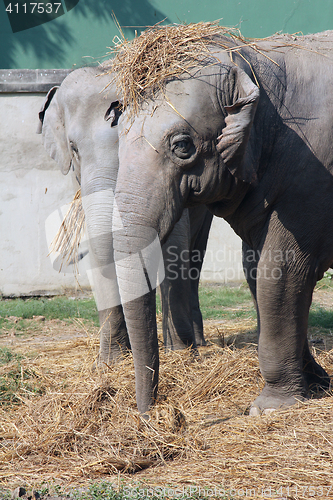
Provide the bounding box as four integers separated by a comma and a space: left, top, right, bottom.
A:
0, 316, 332, 498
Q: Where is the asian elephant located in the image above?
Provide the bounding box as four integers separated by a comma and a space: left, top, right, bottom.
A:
38, 66, 212, 363
113, 30, 332, 415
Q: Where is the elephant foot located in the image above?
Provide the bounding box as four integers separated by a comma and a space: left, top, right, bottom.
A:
249, 385, 308, 416
193, 325, 207, 347
163, 326, 198, 351
194, 332, 207, 347
95, 345, 131, 370
303, 358, 331, 392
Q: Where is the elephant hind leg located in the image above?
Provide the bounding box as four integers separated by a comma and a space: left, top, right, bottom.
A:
302, 340, 331, 391
161, 210, 197, 351
189, 208, 213, 346
160, 278, 196, 350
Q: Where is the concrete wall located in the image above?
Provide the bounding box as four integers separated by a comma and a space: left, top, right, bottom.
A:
0, 70, 243, 297
0, 70, 92, 296
201, 218, 242, 283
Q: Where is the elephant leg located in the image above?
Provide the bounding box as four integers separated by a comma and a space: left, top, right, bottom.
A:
249, 235, 329, 415
88, 260, 131, 364
189, 207, 213, 346
98, 305, 131, 364
243, 241, 330, 400
302, 341, 331, 391
161, 210, 196, 350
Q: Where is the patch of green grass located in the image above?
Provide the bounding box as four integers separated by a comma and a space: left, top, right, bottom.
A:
6, 481, 230, 500
0, 346, 17, 365
4, 281, 333, 334
309, 304, 333, 330
0, 286, 253, 329
157, 283, 254, 321
315, 273, 333, 289
70, 482, 122, 499
0, 296, 99, 329
0, 489, 10, 500
0, 347, 43, 406
198, 283, 254, 320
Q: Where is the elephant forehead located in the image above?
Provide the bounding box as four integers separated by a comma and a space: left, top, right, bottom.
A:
122, 76, 223, 143
59, 68, 117, 116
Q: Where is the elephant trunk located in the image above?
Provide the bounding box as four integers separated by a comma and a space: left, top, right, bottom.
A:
81, 183, 115, 270
81, 175, 122, 311
113, 201, 164, 412
118, 289, 159, 413
113, 132, 184, 413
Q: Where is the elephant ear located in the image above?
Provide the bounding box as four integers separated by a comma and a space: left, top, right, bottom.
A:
105, 100, 123, 127
217, 67, 259, 185
37, 86, 72, 175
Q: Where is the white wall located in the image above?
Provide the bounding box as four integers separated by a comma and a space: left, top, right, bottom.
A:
0, 91, 92, 296
0, 73, 243, 297
201, 217, 243, 283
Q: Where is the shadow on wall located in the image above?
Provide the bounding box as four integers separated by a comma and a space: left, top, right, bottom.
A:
75, 0, 169, 32
0, 0, 168, 68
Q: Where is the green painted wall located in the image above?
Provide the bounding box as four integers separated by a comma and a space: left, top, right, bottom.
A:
1, 0, 333, 69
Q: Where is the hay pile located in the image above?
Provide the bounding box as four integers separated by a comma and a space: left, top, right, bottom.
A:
107, 22, 257, 117
0, 317, 332, 497
51, 189, 85, 272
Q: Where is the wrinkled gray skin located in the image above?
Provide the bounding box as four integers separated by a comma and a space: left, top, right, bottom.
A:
114, 32, 332, 414
38, 67, 212, 361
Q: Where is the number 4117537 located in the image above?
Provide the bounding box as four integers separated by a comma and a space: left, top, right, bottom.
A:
6, 3, 62, 14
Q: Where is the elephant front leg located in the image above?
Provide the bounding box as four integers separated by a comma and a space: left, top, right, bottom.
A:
88, 264, 130, 365
98, 305, 130, 364
249, 243, 329, 415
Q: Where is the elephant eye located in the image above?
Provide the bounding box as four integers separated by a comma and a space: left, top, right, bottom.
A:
171, 134, 195, 159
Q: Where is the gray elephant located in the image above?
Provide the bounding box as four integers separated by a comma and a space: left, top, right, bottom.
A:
111, 29, 332, 415
38, 66, 212, 362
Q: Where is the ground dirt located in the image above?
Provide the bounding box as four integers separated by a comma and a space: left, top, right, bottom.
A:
0, 285, 333, 499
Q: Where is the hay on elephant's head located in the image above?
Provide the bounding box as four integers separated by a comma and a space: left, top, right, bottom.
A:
51, 189, 85, 271
107, 21, 256, 117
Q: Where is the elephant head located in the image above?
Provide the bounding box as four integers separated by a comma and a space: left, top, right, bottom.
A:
38, 66, 121, 271
113, 53, 259, 413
